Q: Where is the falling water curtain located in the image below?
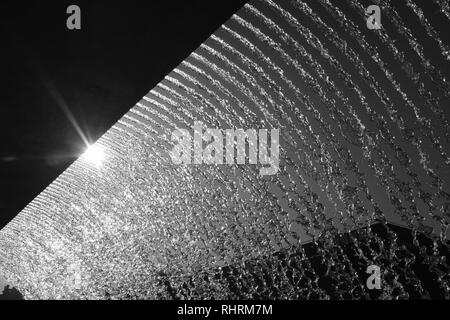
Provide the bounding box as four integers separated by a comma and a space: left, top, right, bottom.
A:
0, 0, 449, 299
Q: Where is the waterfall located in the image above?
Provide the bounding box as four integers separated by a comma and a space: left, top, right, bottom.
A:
0, 0, 449, 299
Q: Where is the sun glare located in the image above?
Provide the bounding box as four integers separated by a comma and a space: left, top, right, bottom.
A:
82, 144, 105, 167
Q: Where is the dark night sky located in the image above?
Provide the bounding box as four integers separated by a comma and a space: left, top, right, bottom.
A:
0, 1, 248, 230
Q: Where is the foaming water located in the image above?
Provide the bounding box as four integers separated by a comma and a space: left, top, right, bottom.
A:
0, 0, 449, 299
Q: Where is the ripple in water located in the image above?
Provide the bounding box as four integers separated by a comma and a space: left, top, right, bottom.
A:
0, 0, 449, 299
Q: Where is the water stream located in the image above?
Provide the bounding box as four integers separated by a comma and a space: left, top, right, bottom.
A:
0, 0, 449, 299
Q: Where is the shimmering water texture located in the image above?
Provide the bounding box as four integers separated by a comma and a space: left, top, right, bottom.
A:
1, 0, 450, 299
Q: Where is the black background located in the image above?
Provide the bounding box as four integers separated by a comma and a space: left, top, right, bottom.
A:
0, 0, 247, 229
